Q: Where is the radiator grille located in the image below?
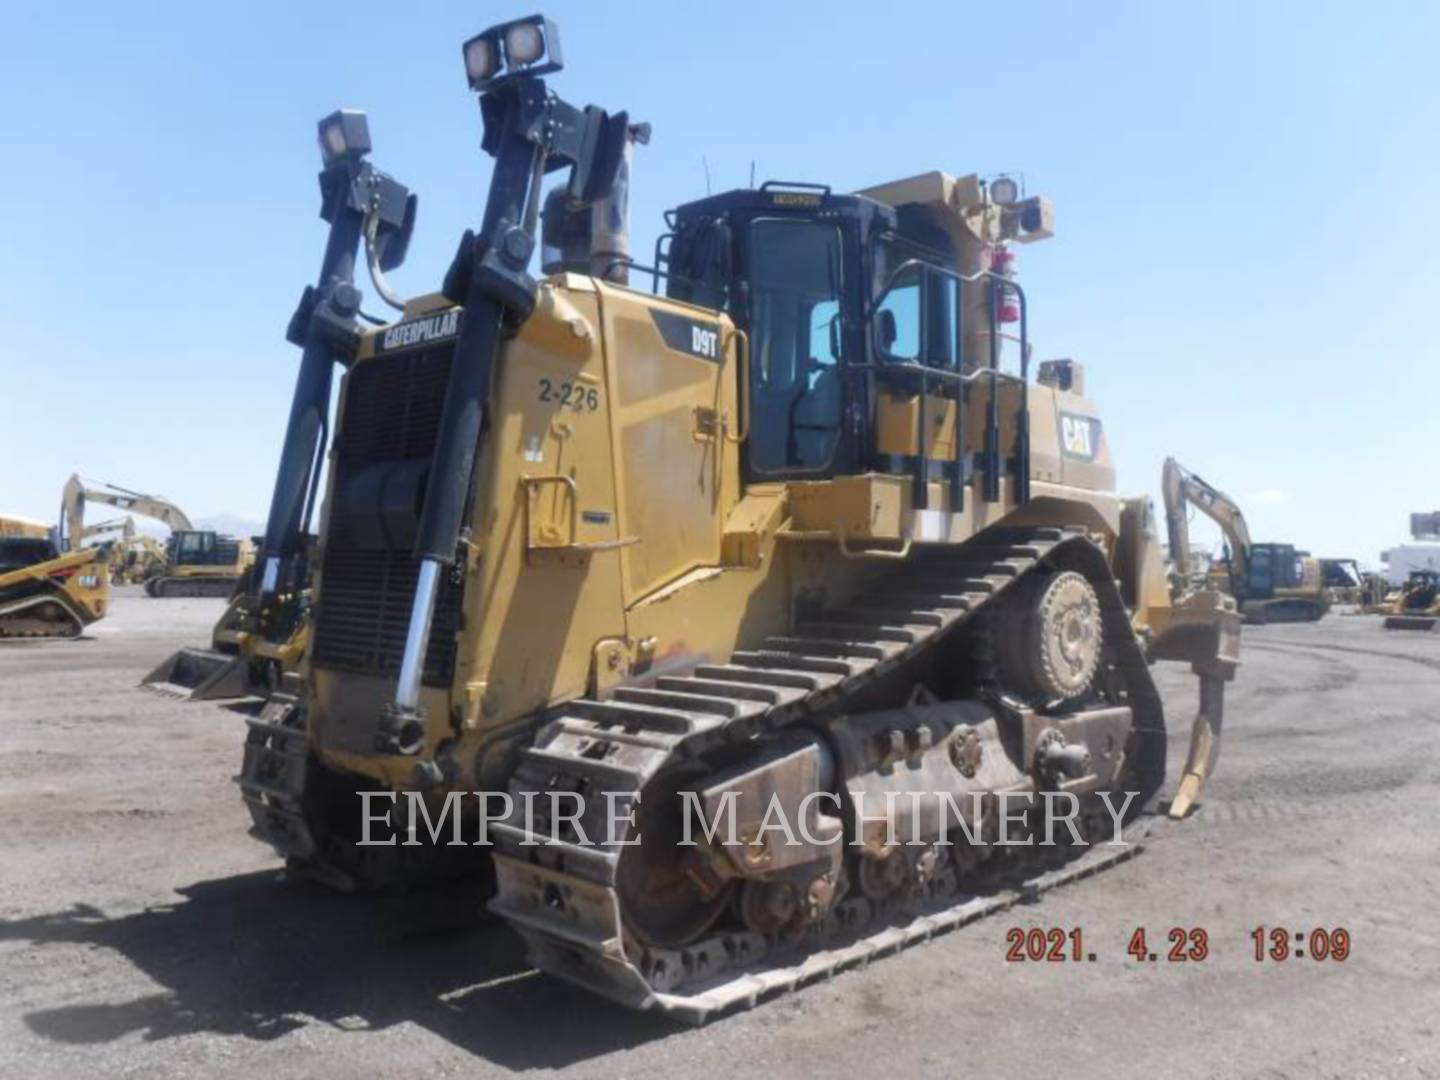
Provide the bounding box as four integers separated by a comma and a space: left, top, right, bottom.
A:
336, 346, 453, 468
310, 547, 463, 684
311, 344, 464, 687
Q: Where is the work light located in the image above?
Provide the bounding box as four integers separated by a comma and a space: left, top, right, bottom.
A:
989, 175, 1020, 206
316, 109, 371, 166
462, 15, 564, 91
464, 36, 498, 86
504, 21, 546, 65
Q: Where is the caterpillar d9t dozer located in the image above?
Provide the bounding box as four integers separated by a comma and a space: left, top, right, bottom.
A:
236, 15, 1241, 1021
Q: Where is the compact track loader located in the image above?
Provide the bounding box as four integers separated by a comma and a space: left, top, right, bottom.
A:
0, 515, 108, 638
233, 15, 1240, 1020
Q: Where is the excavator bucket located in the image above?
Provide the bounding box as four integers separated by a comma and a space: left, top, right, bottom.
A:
141, 647, 249, 700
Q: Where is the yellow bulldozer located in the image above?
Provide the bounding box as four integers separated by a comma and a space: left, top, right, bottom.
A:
0, 514, 109, 638
1162, 458, 1328, 624
61, 475, 253, 597
230, 15, 1240, 1020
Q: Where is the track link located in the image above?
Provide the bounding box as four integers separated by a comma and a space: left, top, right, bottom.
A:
0, 591, 88, 639
489, 525, 1167, 1020
145, 576, 240, 598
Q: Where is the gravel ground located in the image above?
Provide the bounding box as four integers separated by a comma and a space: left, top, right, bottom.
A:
2, 591, 1438, 1079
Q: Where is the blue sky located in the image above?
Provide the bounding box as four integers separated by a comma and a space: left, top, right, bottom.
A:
2, 1, 1436, 564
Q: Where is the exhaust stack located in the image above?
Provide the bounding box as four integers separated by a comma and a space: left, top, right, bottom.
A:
588, 123, 650, 284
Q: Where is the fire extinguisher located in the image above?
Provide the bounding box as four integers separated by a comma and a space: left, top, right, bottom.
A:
990, 245, 1019, 324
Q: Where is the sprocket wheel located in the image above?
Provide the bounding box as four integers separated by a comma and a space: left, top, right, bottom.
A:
994, 570, 1103, 702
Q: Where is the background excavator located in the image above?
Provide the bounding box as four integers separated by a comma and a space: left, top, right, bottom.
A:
221, 14, 1241, 1021
61, 475, 253, 597
1163, 458, 1328, 624
0, 514, 109, 638
74, 516, 163, 584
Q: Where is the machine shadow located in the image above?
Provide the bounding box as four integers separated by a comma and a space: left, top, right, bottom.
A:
0, 869, 681, 1068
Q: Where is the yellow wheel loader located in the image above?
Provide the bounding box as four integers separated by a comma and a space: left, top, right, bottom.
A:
232, 15, 1240, 1020
61, 474, 253, 597
0, 515, 109, 638
1162, 458, 1328, 624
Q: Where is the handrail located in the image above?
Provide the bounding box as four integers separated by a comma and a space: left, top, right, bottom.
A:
867, 255, 1031, 508
836, 530, 913, 561
600, 257, 720, 299
723, 327, 751, 444
845, 360, 1026, 388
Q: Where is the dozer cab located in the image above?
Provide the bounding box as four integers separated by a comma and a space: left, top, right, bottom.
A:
60, 474, 253, 597
1162, 458, 1327, 624
1382, 570, 1440, 631
0, 514, 109, 638
233, 14, 1240, 1020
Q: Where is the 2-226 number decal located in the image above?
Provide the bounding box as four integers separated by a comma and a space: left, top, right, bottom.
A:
538, 378, 600, 412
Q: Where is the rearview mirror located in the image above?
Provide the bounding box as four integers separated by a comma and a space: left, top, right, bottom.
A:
377, 192, 418, 272
878, 309, 897, 350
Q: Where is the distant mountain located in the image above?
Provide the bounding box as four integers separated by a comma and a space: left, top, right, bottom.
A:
194, 513, 266, 540
121, 513, 264, 540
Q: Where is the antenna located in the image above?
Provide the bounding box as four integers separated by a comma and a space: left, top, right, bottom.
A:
702, 155, 712, 195
749, 161, 755, 188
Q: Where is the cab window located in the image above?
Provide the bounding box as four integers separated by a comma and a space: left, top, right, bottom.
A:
873, 246, 960, 370
747, 218, 845, 474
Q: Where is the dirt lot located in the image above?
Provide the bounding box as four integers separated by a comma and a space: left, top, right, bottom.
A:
2, 591, 1438, 1079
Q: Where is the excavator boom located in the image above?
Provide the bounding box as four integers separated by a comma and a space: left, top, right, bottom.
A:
61, 474, 194, 545
1161, 457, 1252, 583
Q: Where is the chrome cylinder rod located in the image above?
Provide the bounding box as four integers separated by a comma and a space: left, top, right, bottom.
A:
260, 555, 282, 596
394, 558, 442, 711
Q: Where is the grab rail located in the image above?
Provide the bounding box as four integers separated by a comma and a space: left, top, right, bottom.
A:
867, 257, 1030, 510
